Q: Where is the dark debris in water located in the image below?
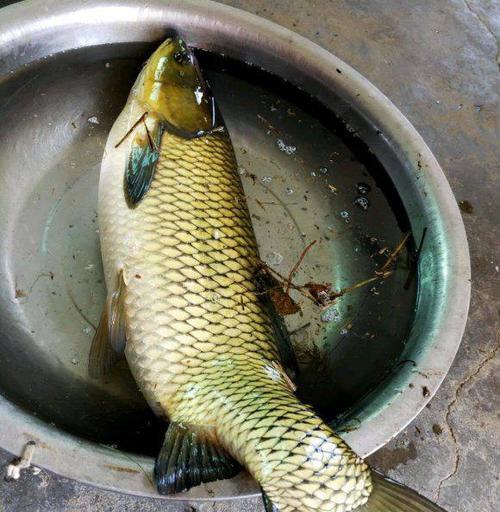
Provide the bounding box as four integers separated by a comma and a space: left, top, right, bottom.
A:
269, 286, 301, 315
303, 282, 331, 307
15, 288, 27, 298
458, 199, 473, 214
254, 231, 412, 317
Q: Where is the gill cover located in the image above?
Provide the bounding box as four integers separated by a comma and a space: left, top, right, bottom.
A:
125, 36, 218, 206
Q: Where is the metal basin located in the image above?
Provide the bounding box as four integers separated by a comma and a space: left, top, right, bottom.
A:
0, 0, 470, 501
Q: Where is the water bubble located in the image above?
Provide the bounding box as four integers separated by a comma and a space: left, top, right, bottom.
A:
83, 326, 92, 335
321, 307, 340, 323
237, 166, 247, 176
71, 357, 79, 365
356, 182, 371, 195
105, 62, 111, 68
265, 251, 283, 266
87, 116, 100, 125
261, 176, 273, 184
319, 166, 329, 175
340, 328, 349, 335
340, 210, 349, 219
276, 139, 297, 155
310, 171, 317, 177
354, 196, 370, 211
285, 186, 294, 195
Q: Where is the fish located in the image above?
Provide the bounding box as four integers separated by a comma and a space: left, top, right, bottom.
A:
89, 35, 447, 512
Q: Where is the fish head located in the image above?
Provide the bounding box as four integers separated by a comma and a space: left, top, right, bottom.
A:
134, 36, 216, 137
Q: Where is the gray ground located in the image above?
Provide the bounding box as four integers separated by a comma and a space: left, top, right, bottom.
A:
0, 0, 499, 511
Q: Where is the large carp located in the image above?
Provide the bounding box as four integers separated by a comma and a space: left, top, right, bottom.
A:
90, 35, 445, 512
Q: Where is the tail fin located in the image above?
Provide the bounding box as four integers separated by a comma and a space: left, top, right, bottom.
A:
360, 471, 447, 511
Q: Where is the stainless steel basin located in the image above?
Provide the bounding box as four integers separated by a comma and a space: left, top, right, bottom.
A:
0, 0, 470, 501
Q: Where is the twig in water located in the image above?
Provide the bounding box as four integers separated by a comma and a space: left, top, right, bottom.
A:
66, 284, 97, 331
255, 199, 266, 211
404, 227, 427, 290
285, 240, 317, 295
114, 112, 148, 148
307, 231, 410, 307
143, 119, 156, 151
330, 276, 383, 301
379, 232, 411, 274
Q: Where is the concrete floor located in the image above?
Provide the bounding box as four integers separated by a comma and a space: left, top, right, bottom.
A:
1, 0, 498, 511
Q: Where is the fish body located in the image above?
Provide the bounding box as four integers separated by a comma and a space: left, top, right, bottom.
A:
91, 36, 445, 512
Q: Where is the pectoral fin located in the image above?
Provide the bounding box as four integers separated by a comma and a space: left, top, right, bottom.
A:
125, 116, 163, 206
155, 422, 241, 495
108, 269, 127, 354
88, 269, 127, 378
88, 305, 121, 378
